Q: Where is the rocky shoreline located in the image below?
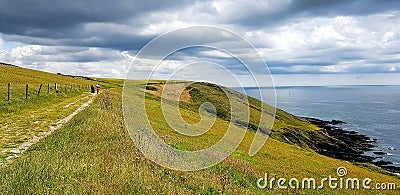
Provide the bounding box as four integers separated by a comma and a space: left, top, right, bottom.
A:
304, 117, 400, 174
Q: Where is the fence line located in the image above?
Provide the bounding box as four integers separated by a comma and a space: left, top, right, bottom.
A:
4, 83, 93, 101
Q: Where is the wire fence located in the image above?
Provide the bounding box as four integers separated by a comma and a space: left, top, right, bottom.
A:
1, 83, 94, 102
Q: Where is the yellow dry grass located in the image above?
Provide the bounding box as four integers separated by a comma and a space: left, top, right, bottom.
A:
143, 83, 191, 102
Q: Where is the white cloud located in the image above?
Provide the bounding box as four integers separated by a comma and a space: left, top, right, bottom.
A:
388, 66, 397, 72
320, 64, 350, 73
197, 50, 232, 58
1, 44, 131, 78
244, 12, 400, 76
11, 45, 42, 59
0, 36, 5, 57
382, 31, 396, 43
41, 60, 130, 78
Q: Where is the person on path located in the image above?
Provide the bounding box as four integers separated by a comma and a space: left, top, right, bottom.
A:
96, 84, 101, 94
90, 85, 95, 94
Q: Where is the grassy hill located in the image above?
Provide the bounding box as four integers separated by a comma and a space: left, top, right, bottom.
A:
0, 65, 398, 194
0, 63, 97, 100
0, 63, 101, 164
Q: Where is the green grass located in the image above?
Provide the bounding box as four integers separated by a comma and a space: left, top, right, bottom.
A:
0, 68, 399, 194
1, 85, 398, 194
148, 81, 319, 147
0, 63, 98, 101
0, 63, 104, 163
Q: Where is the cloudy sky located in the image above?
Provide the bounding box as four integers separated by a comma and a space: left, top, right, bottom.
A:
0, 0, 400, 86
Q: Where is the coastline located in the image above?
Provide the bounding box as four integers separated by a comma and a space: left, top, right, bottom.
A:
304, 117, 400, 174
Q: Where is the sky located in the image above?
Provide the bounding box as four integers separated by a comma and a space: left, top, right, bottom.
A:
0, 0, 400, 86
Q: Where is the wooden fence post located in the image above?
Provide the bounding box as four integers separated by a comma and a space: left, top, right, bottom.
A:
7, 83, 11, 101
55, 83, 58, 93
26, 84, 29, 99
48, 84, 50, 94
38, 84, 43, 95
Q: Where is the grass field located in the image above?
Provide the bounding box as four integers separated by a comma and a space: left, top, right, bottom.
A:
0, 63, 97, 102
0, 65, 399, 194
0, 63, 100, 164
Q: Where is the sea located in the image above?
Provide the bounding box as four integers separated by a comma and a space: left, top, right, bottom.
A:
243, 85, 400, 167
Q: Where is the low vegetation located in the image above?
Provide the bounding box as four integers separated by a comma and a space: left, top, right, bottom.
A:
0, 63, 100, 164
0, 66, 398, 194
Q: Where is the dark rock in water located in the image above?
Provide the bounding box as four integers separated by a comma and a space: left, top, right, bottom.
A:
381, 165, 400, 174
388, 147, 396, 150
373, 151, 387, 155
374, 160, 393, 166
331, 119, 346, 125
374, 160, 400, 174
278, 117, 398, 174
303, 117, 376, 163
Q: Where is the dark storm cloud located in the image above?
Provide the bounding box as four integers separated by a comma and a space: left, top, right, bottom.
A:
290, 0, 399, 16
0, 0, 188, 35
232, 0, 400, 27
0, 0, 191, 50
1, 33, 153, 51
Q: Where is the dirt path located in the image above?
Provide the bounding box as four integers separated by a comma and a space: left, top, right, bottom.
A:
3, 94, 96, 164
63, 95, 90, 108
